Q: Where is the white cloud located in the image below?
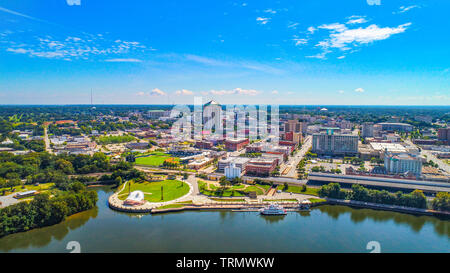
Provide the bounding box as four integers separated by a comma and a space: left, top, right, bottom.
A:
175, 89, 194, 96
318, 23, 348, 33
256, 17, 270, 25
293, 38, 308, 46
288, 22, 299, 29
395, 5, 420, 14
337, 55, 346, 59
2, 33, 147, 61
306, 49, 330, 60
209, 88, 259, 96
346, 16, 368, 25
66, 0, 81, 6
338, 90, 345, 94
330, 23, 411, 48
7, 48, 28, 54
264, 9, 276, 14
355, 88, 364, 93
150, 88, 166, 96
312, 22, 412, 58
234, 88, 259, 95
105, 58, 142, 63
271, 90, 279, 94
136, 91, 146, 96
307, 26, 317, 34
184, 54, 283, 74
0, 6, 40, 21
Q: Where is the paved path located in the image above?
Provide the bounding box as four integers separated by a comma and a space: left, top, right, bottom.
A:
108, 176, 195, 212
0, 193, 20, 208
108, 174, 323, 212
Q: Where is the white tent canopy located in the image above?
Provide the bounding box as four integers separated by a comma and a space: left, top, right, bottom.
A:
126, 191, 145, 202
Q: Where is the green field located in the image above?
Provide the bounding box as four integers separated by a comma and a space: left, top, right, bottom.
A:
309, 198, 326, 203
0, 183, 55, 196
210, 198, 246, 202
97, 134, 136, 145
157, 204, 186, 209
135, 152, 179, 166
118, 179, 189, 202
198, 181, 246, 197
278, 185, 320, 196
198, 181, 267, 197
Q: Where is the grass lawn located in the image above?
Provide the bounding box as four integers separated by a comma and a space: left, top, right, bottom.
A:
255, 184, 271, 191
309, 198, 326, 203
135, 152, 179, 166
244, 185, 265, 195
210, 198, 246, 202
198, 181, 246, 197
0, 183, 55, 196
118, 179, 189, 202
278, 185, 320, 196
157, 204, 186, 209
263, 199, 298, 202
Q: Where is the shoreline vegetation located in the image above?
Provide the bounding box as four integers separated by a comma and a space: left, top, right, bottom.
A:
0, 183, 98, 238
317, 183, 450, 212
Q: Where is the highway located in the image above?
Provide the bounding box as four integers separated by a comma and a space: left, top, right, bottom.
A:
308, 173, 450, 193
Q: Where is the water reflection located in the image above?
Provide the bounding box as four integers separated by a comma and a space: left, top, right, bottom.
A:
316, 205, 450, 238
260, 215, 286, 223
0, 207, 98, 252
0, 186, 448, 253
296, 211, 311, 217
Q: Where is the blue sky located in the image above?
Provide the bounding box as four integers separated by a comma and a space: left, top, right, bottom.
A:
0, 0, 448, 105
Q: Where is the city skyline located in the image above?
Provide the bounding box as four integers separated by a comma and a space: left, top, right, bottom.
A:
0, 0, 449, 105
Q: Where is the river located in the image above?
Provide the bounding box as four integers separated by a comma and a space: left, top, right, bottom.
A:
0, 187, 448, 253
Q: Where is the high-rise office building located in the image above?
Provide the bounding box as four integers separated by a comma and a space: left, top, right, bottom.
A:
438, 128, 450, 144
312, 131, 358, 156
284, 120, 302, 133
361, 122, 374, 138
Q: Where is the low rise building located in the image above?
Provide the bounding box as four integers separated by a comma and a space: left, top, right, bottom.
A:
246, 158, 278, 176
195, 140, 214, 149
225, 163, 242, 179
224, 138, 249, 151
377, 122, 413, 132
217, 157, 250, 173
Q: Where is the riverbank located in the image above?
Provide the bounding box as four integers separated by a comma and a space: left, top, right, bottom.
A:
326, 198, 450, 218
109, 193, 449, 218
2, 187, 449, 253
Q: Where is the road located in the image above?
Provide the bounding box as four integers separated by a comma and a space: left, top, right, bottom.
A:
280, 135, 312, 178
308, 173, 450, 193
43, 125, 52, 153
405, 139, 450, 174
